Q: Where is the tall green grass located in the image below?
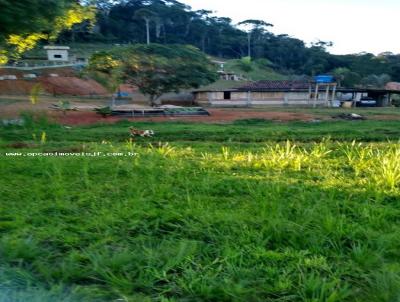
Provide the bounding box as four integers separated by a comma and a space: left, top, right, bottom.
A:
1, 115, 400, 301
1, 130, 400, 301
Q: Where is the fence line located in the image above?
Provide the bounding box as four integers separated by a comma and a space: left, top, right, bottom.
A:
0, 62, 87, 71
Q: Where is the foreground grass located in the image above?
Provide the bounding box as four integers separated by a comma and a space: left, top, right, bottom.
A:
1, 117, 400, 301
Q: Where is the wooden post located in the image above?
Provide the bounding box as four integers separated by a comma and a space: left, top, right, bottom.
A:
354, 92, 362, 108
247, 91, 251, 107
331, 84, 337, 106
308, 85, 312, 105
325, 85, 330, 107
284, 94, 289, 106
313, 84, 319, 108
111, 94, 116, 109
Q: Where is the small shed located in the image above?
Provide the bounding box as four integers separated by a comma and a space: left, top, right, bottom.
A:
218, 71, 243, 81
44, 46, 70, 62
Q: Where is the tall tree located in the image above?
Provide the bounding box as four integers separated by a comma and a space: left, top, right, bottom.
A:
38, 0, 400, 79
88, 44, 218, 106
134, 8, 157, 44
238, 19, 273, 59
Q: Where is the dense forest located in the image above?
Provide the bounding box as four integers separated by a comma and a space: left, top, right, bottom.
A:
48, 0, 400, 86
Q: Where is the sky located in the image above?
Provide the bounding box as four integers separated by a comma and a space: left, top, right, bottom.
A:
181, 0, 400, 55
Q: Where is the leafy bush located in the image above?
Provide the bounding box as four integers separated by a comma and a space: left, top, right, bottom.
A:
237, 56, 253, 72
94, 106, 112, 118
392, 95, 400, 107
254, 58, 273, 68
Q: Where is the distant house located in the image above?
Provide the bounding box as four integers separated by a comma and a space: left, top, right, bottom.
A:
386, 82, 400, 91
194, 80, 337, 107
193, 80, 398, 107
212, 59, 244, 81
218, 71, 243, 81
44, 46, 70, 62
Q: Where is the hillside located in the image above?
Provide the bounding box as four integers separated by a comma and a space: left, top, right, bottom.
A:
223, 58, 288, 81
18, 46, 289, 94
0, 67, 108, 96
194, 57, 288, 91
23, 44, 287, 83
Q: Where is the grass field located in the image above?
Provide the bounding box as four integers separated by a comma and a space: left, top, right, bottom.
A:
1, 114, 400, 301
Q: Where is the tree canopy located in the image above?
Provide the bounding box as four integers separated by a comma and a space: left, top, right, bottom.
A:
88, 43, 218, 106
2, 0, 400, 87
51, 0, 399, 86
0, 0, 95, 63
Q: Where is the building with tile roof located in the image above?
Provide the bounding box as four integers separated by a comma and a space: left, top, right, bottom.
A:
193, 80, 398, 107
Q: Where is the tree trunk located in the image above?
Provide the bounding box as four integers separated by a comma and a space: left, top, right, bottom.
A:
162, 24, 167, 43
247, 32, 251, 58
145, 18, 150, 45
150, 95, 162, 107
111, 94, 116, 108
155, 20, 162, 39
71, 30, 76, 43
184, 18, 192, 37
201, 34, 206, 52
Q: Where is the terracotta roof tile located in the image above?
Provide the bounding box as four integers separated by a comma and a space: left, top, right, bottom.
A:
237, 80, 311, 91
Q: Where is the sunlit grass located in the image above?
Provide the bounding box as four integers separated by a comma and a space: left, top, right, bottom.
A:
1, 117, 400, 301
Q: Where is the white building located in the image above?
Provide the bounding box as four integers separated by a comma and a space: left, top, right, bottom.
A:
44, 46, 70, 62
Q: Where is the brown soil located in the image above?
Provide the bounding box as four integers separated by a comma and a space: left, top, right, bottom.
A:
40, 77, 108, 96
0, 69, 25, 76
52, 109, 318, 125
0, 97, 107, 119
0, 77, 108, 96
366, 114, 400, 120
0, 67, 76, 77
0, 66, 108, 96
0, 80, 37, 95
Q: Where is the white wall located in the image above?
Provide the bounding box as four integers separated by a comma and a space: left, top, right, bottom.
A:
47, 50, 69, 61
195, 91, 333, 107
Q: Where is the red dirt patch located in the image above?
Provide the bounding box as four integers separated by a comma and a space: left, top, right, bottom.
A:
40, 77, 108, 96
0, 80, 37, 95
0, 67, 76, 77
53, 109, 318, 125
0, 77, 108, 96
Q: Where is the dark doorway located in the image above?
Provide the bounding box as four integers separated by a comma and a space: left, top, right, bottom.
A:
224, 91, 231, 100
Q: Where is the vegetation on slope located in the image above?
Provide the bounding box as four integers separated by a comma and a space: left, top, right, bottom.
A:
223, 58, 288, 81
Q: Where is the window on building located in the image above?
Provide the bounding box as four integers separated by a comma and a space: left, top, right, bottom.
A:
54, 54, 62, 59
224, 91, 231, 100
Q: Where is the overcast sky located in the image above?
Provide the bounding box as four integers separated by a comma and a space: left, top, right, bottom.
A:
181, 0, 399, 55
